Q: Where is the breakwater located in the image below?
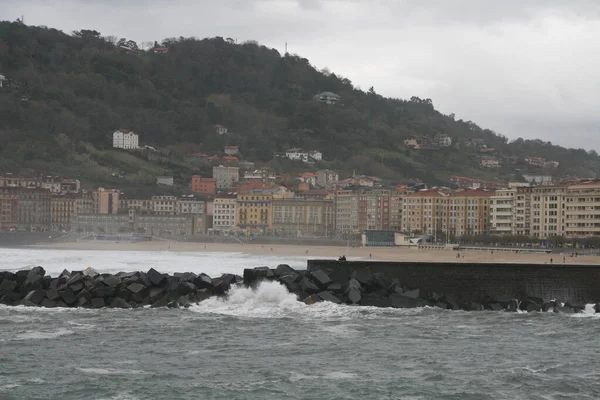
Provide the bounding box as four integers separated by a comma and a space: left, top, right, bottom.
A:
308, 259, 600, 307
1, 262, 598, 313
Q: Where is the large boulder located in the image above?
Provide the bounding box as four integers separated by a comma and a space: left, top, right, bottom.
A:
316, 291, 342, 304
147, 268, 165, 286
40, 298, 56, 308
101, 275, 121, 288
371, 273, 390, 291
0, 279, 17, 295
327, 282, 343, 293
194, 273, 213, 290
82, 267, 99, 279
25, 267, 45, 286
329, 269, 351, 284
127, 283, 146, 294
59, 288, 77, 306
254, 267, 274, 281
176, 282, 196, 296
279, 274, 301, 294
308, 270, 332, 289
298, 277, 320, 294
91, 297, 105, 308
353, 269, 374, 288
342, 278, 362, 294
274, 264, 297, 277
92, 286, 117, 299
174, 272, 197, 282
24, 289, 46, 305
346, 287, 361, 304
108, 297, 132, 309
211, 277, 230, 295
46, 287, 61, 301
66, 272, 83, 286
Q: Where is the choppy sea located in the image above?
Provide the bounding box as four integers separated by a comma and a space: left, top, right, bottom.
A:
0, 247, 599, 400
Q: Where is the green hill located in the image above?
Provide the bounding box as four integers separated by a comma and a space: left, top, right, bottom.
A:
0, 20, 598, 190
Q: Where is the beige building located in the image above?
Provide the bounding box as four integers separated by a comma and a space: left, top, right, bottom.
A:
530, 185, 566, 238
151, 195, 177, 215
401, 190, 493, 238
490, 189, 515, 235
564, 181, 600, 238
512, 187, 533, 236
17, 189, 52, 231
213, 195, 237, 232
272, 198, 334, 237
0, 188, 19, 230
334, 188, 403, 236
92, 188, 120, 214
51, 194, 77, 231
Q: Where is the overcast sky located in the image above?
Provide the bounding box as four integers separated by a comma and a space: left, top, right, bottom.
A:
5, 0, 600, 150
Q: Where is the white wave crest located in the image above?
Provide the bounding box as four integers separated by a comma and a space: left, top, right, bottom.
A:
14, 328, 74, 341
189, 281, 426, 320
76, 367, 149, 376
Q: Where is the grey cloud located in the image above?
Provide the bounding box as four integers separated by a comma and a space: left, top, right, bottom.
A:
3, 0, 600, 150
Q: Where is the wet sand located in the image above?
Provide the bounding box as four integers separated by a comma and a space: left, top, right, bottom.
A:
30, 241, 600, 265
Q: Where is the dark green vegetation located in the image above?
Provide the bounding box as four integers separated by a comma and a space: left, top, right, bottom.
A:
1, 20, 599, 189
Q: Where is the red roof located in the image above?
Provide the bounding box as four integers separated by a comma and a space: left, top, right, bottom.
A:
224, 146, 238, 149
222, 156, 238, 160
208, 155, 220, 160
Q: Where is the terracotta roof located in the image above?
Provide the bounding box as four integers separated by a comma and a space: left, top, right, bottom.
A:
222, 155, 238, 160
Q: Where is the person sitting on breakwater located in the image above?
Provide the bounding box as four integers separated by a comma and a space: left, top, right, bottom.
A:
338, 255, 347, 261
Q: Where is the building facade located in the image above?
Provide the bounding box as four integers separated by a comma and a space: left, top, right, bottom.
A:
92, 188, 120, 214
271, 198, 334, 237
51, 194, 77, 231
401, 190, 493, 238
0, 189, 19, 230
564, 181, 600, 238
213, 165, 239, 190
490, 189, 515, 235
213, 195, 237, 232
316, 169, 339, 188
112, 129, 139, 149
17, 189, 52, 231
236, 192, 272, 234
191, 175, 216, 195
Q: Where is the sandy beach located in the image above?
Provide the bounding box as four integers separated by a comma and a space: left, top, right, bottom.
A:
29, 240, 600, 265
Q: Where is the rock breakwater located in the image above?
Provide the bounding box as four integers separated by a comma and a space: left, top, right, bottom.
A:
0, 265, 594, 313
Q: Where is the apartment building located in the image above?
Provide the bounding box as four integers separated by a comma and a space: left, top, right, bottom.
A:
17, 188, 52, 231
0, 188, 19, 230
92, 188, 120, 214
335, 188, 402, 235
212, 165, 239, 190
213, 195, 237, 232
177, 196, 204, 215
401, 190, 493, 237
316, 169, 339, 188
530, 185, 567, 238
191, 175, 216, 195
151, 195, 177, 215
112, 129, 139, 149
236, 192, 272, 234
490, 189, 515, 235
51, 194, 77, 231
564, 181, 600, 238
272, 198, 334, 237
512, 186, 533, 236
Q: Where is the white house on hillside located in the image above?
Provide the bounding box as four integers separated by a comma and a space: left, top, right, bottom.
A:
0, 74, 6, 88
113, 129, 139, 149
285, 148, 322, 163
314, 91, 341, 105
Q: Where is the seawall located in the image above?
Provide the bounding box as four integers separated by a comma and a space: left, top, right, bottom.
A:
307, 260, 600, 304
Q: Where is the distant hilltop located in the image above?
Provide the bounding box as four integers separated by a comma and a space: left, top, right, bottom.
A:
0, 19, 599, 191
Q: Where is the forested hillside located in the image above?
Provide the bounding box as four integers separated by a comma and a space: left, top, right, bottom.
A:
0, 20, 599, 189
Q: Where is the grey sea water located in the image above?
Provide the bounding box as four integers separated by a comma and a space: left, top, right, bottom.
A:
0, 249, 599, 399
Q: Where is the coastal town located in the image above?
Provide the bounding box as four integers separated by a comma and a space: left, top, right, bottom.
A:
0, 127, 598, 245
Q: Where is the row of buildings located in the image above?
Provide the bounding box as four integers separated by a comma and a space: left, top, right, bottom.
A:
189, 167, 341, 195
